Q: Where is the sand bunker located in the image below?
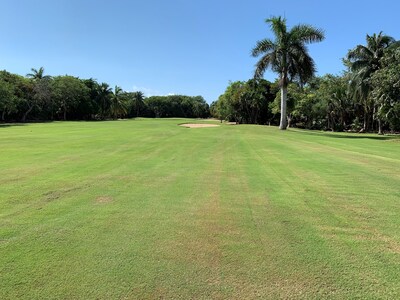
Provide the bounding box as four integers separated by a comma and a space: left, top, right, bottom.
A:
179, 123, 220, 128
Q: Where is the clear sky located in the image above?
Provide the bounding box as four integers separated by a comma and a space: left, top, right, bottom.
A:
1, 0, 399, 103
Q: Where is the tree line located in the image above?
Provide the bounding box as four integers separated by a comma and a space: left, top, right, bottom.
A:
211, 17, 400, 133
2, 16, 399, 133
0, 68, 209, 122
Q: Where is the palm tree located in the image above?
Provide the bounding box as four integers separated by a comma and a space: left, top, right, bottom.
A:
110, 86, 127, 118
133, 91, 145, 117
346, 32, 395, 132
25, 67, 52, 121
97, 83, 112, 118
252, 16, 325, 129
26, 67, 49, 80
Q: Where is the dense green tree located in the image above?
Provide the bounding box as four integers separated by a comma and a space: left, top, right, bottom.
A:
31, 77, 54, 120
251, 16, 325, 129
0, 79, 16, 121
210, 95, 230, 122
315, 75, 353, 131
370, 45, 400, 133
346, 32, 395, 131
0, 71, 34, 122
52, 76, 89, 120
211, 79, 275, 124
189, 96, 210, 119
144, 95, 209, 118
290, 88, 321, 129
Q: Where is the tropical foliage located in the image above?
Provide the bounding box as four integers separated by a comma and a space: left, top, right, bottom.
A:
211, 18, 399, 134
0, 69, 210, 122
210, 79, 276, 124
346, 32, 396, 132
144, 95, 209, 118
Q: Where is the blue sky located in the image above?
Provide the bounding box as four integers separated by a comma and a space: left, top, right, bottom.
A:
1, 0, 399, 103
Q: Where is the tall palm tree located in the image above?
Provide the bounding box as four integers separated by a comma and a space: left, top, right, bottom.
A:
252, 16, 325, 129
346, 32, 395, 131
97, 83, 112, 118
110, 86, 127, 118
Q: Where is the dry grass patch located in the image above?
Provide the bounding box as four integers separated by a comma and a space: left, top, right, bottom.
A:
95, 196, 113, 204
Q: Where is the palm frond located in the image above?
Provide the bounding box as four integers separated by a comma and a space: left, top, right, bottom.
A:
26, 67, 46, 80
254, 54, 272, 79
251, 15, 323, 87
288, 44, 315, 83
347, 45, 373, 61
290, 24, 325, 44
114, 85, 123, 96
266, 16, 287, 40
349, 72, 370, 101
251, 38, 275, 57
350, 60, 370, 72
367, 32, 395, 50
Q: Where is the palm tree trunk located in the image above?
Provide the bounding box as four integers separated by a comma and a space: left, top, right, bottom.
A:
341, 112, 345, 130
50, 100, 54, 120
378, 119, 383, 135
363, 109, 368, 132
279, 86, 288, 130
327, 113, 330, 130
63, 105, 67, 121
372, 106, 376, 131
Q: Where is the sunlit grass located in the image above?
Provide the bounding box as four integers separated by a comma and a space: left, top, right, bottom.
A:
1, 119, 399, 299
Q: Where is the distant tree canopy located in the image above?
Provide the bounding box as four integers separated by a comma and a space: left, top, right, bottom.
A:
142, 95, 209, 118
210, 79, 276, 124
0, 69, 210, 122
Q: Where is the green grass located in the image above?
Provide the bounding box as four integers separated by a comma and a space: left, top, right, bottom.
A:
1, 118, 400, 299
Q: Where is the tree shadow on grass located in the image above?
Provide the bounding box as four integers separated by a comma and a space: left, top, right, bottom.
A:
0, 120, 58, 128
0, 119, 133, 128
319, 134, 399, 141
0, 123, 27, 128
293, 129, 400, 141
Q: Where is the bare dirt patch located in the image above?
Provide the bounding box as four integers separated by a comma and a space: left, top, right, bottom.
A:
179, 123, 220, 128
95, 196, 113, 204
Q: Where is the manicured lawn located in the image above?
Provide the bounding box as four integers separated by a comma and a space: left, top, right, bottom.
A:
1, 119, 400, 299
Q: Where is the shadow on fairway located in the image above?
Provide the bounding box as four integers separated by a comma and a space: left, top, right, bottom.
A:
320, 134, 399, 141
0, 120, 62, 128
0, 123, 27, 128
293, 129, 400, 141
